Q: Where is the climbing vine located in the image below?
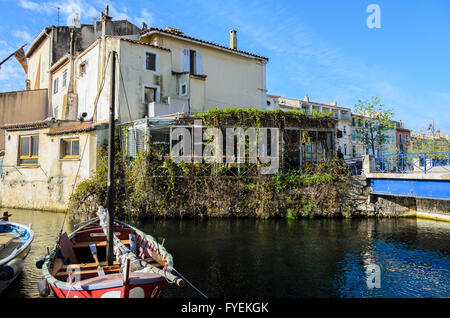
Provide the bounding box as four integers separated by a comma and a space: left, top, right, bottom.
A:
68, 109, 349, 221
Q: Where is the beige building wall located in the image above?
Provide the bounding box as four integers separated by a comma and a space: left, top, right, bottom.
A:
0, 89, 48, 152
141, 34, 267, 113
0, 126, 96, 211
27, 36, 51, 91
115, 39, 173, 121
50, 59, 71, 119
74, 38, 173, 123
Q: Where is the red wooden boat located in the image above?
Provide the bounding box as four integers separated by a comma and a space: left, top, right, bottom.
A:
39, 209, 183, 298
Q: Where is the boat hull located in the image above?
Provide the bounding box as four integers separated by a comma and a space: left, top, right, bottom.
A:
50, 276, 166, 298
41, 218, 174, 298
0, 221, 34, 294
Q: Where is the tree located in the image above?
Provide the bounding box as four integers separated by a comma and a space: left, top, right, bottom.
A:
354, 96, 395, 156
409, 127, 450, 153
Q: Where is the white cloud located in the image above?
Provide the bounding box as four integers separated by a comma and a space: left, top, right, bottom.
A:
12, 30, 33, 43
19, 0, 52, 14
18, 0, 130, 26
133, 8, 154, 27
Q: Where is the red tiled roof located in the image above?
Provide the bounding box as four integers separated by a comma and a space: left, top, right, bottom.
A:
46, 121, 96, 135
0, 119, 54, 131
141, 27, 269, 61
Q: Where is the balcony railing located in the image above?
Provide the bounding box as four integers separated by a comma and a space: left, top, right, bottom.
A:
373, 152, 450, 174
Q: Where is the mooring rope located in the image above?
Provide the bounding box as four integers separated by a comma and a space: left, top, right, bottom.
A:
169, 267, 208, 298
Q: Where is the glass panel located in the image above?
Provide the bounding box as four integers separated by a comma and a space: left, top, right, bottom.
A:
317, 132, 327, 161
72, 140, 80, 156
63, 70, 67, 87
20, 158, 38, 164
149, 128, 170, 155
283, 129, 300, 169
64, 140, 71, 156
20, 137, 29, 157
127, 129, 137, 157
31, 136, 39, 156
146, 53, 156, 71
189, 50, 196, 74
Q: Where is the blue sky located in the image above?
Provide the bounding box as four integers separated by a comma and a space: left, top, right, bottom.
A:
0, 0, 449, 133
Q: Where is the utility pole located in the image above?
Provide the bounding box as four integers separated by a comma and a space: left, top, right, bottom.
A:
106, 51, 116, 266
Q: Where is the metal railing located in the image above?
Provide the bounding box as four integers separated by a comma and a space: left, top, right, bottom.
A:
344, 156, 364, 175
373, 152, 450, 174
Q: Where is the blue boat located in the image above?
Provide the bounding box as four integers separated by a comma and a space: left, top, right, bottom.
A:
0, 212, 34, 293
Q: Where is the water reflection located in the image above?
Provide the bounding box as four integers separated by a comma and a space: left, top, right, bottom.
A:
3, 208, 73, 298
2, 209, 449, 298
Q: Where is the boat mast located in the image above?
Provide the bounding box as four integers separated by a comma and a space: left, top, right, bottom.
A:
106, 50, 116, 266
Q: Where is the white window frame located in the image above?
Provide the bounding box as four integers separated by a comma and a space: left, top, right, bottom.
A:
53, 77, 59, 94
59, 135, 81, 161
142, 84, 160, 104
143, 49, 159, 73
180, 46, 202, 75
62, 69, 67, 87
180, 82, 188, 96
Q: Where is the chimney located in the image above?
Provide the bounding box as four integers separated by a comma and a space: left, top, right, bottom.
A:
73, 13, 81, 28
101, 5, 112, 37
165, 27, 183, 35
230, 30, 237, 50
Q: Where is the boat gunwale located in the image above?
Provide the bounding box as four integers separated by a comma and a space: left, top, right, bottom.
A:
0, 221, 34, 267
42, 219, 174, 290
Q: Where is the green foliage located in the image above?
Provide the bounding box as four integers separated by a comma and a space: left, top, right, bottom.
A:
195, 108, 334, 129
300, 197, 316, 219
408, 130, 449, 154
354, 96, 395, 155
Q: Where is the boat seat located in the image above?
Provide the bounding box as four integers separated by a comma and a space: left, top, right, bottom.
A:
55, 258, 164, 277
0, 234, 15, 250
54, 265, 121, 278
72, 240, 130, 249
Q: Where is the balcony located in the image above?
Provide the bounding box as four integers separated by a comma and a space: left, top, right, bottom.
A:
148, 97, 189, 117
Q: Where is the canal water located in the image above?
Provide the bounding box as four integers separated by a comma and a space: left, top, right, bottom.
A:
3, 208, 450, 298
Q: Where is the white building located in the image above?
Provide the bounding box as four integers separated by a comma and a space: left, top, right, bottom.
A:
267, 94, 353, 158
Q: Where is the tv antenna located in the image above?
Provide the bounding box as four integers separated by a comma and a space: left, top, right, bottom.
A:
48, 4, 61, 26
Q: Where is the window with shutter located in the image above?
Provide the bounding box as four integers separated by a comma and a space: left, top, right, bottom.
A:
195, 50, 202, 74
181, 47, 190, 72
145, 52, 156, 71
